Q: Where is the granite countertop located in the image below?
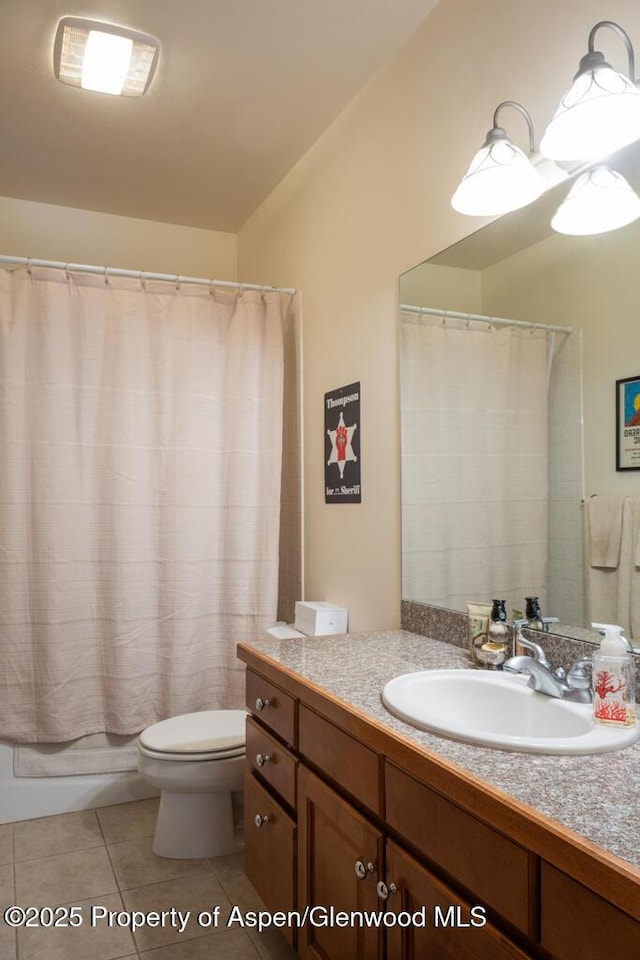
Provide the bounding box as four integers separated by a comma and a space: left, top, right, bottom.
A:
241, 629, 640, 872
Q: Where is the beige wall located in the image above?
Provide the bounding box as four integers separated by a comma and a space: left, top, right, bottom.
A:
400, 263, 482, 315
238, 0, 640, 630
0, 195, 237, 278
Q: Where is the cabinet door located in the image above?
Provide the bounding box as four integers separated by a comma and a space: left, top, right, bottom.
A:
384, 841, 532, 960
243, 771, 296, 947
298, 765, 384, 960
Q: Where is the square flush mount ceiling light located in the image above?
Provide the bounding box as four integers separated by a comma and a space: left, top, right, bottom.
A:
53, 17, 160, 96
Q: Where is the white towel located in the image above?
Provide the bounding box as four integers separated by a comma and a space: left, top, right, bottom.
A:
585, 495, 624, 568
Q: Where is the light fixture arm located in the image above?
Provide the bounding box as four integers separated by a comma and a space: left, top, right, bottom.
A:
583, 20, 636, 82
490, 101, 536, 153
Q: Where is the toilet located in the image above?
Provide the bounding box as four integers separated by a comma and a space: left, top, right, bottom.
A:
137, 709, 246, 859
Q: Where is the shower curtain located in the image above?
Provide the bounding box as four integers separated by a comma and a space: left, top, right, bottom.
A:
400, 311, 550, 618
0, 266, 287, 743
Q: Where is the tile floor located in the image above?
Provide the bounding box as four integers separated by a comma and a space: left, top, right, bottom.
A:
0, 798, 297, 960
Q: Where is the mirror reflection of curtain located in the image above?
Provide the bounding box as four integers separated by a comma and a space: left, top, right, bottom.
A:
0, 266, 287, 743
400, 311, 550, 618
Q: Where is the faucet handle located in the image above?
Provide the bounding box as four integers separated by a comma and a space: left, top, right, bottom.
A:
567, 658, 592, 691
515, 635, 551, 668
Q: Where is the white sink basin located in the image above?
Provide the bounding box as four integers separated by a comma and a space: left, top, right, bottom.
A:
382, 669, 640, 755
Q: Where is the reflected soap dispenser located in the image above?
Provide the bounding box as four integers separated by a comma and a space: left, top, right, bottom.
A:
591, 624, 636, 727
477, 599, 509, 669
525, 596, 543, 630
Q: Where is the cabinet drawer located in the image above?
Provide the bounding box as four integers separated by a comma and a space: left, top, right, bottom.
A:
541, 863, 640, 959
243, 771, 296, 946
246, 668, 296, 746
385, 763, 534, 937
246, 715, 297, 809
298, 704, 381, 815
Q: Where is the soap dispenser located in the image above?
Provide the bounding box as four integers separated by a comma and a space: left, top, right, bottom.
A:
591, 624, 636, 727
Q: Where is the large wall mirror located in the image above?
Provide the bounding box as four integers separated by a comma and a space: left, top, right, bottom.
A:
400, 141, 640, 646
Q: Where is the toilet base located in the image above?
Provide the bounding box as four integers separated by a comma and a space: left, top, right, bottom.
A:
153, 790, 238, 859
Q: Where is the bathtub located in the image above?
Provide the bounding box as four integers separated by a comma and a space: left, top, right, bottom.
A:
0, 741, 158, 824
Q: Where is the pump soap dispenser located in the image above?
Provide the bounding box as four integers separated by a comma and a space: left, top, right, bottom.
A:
591, 624, 636, 727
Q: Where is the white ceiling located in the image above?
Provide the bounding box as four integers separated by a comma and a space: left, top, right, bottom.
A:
0, 0, 439, 232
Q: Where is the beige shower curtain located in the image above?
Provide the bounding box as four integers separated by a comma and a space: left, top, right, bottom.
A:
0, 266, 286, 743
401, 312, 549, 618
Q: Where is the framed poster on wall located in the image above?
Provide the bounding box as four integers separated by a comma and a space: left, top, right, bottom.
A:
325, 381, 361, 503
616, 375, 640, 470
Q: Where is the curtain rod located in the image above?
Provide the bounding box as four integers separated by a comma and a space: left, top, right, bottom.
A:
0, 255, 296, 296
400, 303, 572, 334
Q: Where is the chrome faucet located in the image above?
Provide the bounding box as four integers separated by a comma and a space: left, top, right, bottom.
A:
512, 619, 550, 667
503, 632, 592, 703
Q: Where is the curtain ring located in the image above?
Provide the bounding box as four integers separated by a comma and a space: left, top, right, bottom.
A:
26, 258, 32, 275
209, 280, 216, 297
466, 313, 471, 329
238, 281, 245, 297
104, 266, 110, 285
64, 263, 70, 282
441, 308, 447, 326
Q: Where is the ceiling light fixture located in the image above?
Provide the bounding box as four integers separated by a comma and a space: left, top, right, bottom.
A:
451, 101, 545, 216
540, 20, 640, 162
53, 17, 160, 97
550, 165, 640, 235
452, 21, 640, 236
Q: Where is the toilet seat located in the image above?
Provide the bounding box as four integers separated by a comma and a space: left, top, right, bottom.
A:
138, 709, 246, 761
138, 743, 245, 762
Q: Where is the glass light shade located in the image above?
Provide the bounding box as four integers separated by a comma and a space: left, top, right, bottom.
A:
451, 137, 545, 216
53, 17, 159, 97
540, 65, 640, 161
551, 166, 640, 235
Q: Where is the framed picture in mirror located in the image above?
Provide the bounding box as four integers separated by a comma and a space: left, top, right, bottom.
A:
616, 375, 640, 470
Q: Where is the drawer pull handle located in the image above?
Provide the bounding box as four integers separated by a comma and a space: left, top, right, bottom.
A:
255, 753, 271, 767
254, 813, 271, 828
255, 697, 271, 711
376, 880, 398, 900
354, 860, 376, 880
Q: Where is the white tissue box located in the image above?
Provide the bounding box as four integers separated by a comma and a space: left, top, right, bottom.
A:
294, 601, 349, 636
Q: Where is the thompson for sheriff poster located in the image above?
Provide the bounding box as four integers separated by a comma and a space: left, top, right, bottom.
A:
325, 382, 361, 503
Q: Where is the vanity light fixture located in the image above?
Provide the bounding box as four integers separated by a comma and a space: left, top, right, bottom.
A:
53, 17, 160, 97
451, 101, 546, 216
453, 21, 640, 235
540, 20, 640, 163
550, 165, 640, 235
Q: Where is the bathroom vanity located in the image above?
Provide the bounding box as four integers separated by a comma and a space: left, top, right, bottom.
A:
237, 631, 640, 959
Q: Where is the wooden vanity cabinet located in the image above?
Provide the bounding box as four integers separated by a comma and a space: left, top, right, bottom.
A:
240, 655, 640, 960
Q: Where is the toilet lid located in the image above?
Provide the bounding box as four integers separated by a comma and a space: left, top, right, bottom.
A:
139, 710, 246, 756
